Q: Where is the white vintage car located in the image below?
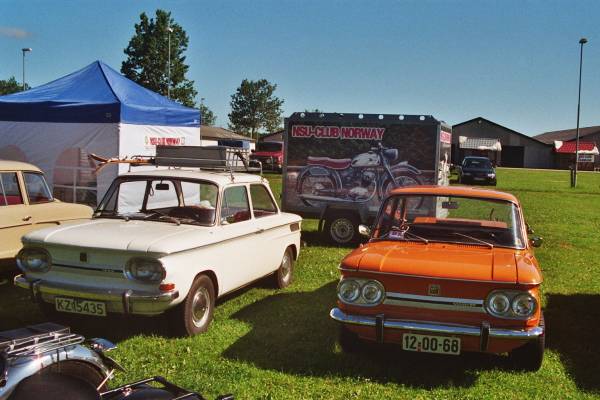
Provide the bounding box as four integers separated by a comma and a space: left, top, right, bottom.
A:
14, 167, 301, 335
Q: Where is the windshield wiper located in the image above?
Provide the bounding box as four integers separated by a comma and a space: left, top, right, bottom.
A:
404, 231, 429, 244
452, 232, 494, 248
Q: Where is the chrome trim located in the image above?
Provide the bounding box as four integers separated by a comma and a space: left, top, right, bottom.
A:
384, 291, 485, 313
338, 267, 542, 286
330, 307, 544, 339
14, 275, 178, 316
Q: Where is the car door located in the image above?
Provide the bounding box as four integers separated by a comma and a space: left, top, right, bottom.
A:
215, 184, 262, 291
20, 171, 67, 230
0, 171, 32, 260
249, 183, 285, 275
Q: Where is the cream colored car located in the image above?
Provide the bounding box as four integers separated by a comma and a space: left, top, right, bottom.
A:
0, 160, 92, 266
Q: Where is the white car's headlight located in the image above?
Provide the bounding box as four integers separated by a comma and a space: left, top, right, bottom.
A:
337, 278, 385, 306
125, 258, 165, 282
17, 248, 51, 273
486, 290, 537, 319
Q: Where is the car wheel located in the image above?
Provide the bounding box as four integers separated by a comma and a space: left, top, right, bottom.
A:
171, 275, 215, 336
324, 213, 359, 245
338, 325, 361, 353
509, 313, 545, 371
273, 247, 294, 289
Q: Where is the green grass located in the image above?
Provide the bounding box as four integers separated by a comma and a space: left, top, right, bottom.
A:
1, 169, 600, 399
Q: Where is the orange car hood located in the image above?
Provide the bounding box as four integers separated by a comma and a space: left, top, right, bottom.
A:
343, 242, 541, 285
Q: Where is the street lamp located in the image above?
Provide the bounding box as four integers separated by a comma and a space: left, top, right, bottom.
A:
21, 48, 32, 91
167, 26, 173, 98
573, 37, 587, 188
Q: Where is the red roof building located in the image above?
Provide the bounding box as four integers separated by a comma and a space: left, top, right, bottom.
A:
554, 141, 599, 154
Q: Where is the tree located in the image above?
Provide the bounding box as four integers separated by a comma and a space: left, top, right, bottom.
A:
228, 79, 284, 140
121, 9, 197, 107
200, 103, 216, 126
0, 77, 24, 95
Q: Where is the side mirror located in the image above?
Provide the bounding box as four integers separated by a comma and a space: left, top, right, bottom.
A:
358, 224, 371, 237
530, 236, 543, 248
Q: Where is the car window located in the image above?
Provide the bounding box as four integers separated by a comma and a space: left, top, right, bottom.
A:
250, 184, 277, 218
221, 185, 251, 224
0, 172, 24, 206
181, 181, 218, 209
23, 172, 53, 203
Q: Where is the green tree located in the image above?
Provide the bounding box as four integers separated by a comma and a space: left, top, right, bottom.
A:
200, 103, 216, 126
228, 79, 284, 140
0, 77, 25, 95
121, 9, 197, 107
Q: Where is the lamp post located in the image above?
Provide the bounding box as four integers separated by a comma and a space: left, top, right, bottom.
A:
21, 48, 32, 91
167, 26, 173, 98
573, 37, 587, 188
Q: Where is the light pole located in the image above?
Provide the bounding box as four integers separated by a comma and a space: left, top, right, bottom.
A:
21, 48, 32, 91
573, 37, 587, 188
167, 26, 173, 98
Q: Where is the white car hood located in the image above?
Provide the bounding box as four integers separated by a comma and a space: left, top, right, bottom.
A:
23, 218, 210, 254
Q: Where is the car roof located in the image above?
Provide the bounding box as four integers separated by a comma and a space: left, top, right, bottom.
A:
389, 185, 518, 203
121, 168, 266, 185
0, 159, 42, 172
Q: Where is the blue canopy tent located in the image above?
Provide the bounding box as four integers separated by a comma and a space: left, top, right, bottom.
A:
0, 61, 201, 205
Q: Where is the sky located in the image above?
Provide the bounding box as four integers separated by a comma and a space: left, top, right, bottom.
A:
1, 0, 599, 136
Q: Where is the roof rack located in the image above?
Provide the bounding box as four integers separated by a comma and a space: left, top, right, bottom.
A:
91, 145, 262, 175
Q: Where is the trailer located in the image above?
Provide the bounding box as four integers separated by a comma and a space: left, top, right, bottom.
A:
282, 112, 452, 244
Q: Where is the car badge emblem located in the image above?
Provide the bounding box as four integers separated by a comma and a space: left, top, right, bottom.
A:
428, 284, 441, 296
80, 252, 88, 262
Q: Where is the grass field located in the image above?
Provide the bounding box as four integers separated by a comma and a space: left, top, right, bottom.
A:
1, 168, 600, 399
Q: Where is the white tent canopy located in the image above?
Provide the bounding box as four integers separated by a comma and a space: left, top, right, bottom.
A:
0, 61, 200, 205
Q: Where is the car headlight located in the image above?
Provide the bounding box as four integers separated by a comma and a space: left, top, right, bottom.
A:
124, 258, 165, 282
337, 278, 385, 306
486, 290, 537, 319
16, 248, 51, 273
487, 173, 496, 178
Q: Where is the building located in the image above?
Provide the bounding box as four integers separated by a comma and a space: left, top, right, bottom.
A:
452, 117, 553, 168
200, 125, 255, 150
259, 130, 284, 142
535, 126, 600, 170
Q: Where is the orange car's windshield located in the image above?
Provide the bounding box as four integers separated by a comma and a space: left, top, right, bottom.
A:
373, 195, 525, 249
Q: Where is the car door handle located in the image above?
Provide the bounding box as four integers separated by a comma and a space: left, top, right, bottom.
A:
22, 216, 32, 221
255, 228, 265, 234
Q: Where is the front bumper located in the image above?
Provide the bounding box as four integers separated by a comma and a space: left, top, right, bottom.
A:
330, 308, 543, 351
14, 274, 179, 316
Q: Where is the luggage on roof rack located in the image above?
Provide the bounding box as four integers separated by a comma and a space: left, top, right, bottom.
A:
91, 145, 262, 174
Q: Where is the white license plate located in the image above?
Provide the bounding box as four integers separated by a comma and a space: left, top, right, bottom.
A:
402, 333, 460, 355
55, 297, 107, 317
473, 177, 485, 181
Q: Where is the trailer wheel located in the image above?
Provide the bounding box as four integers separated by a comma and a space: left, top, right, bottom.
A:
324, 213, 359, 245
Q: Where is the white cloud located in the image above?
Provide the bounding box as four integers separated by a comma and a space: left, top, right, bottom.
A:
0, 27, 31, 39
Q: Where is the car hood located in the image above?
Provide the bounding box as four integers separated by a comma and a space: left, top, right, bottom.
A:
342, 242, 541, 284
22, 218, 214, 255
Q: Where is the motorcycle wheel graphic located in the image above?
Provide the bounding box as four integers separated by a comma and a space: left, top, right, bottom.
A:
380, 172, 425, 210
297, 167, 341, 207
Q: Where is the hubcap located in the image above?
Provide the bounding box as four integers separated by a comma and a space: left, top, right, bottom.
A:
331, 218, 354, 243
191, 287, 211, 328
280, 252, 292, 282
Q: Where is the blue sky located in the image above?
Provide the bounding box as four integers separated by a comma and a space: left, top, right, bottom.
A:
1, 0, 599, 135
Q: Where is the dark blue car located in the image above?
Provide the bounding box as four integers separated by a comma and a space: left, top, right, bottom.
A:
458, 156, 497, 185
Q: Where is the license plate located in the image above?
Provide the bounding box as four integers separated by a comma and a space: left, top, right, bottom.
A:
402, 333, 460, 355
55, 297, 107, 317
473, 177, 485, 181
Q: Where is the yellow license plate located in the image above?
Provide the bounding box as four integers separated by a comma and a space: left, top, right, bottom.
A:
55, 297, 107, 317
402, 333, 460, 355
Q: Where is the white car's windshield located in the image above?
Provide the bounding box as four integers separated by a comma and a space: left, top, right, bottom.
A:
373, 195, 525, 249
96, 177, 218, 226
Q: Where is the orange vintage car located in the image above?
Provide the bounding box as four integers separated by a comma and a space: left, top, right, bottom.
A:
330, 185, 545, 371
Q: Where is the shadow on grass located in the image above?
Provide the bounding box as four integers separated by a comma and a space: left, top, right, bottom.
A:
223, 282, 513, 389
545, 293, 600, 393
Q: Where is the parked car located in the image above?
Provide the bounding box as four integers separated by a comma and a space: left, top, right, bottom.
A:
0, 160, 92, 268
14, 167, 301, 336
458, 156, 496, 185
330, 185, 545, 371
250, 141, 284, 172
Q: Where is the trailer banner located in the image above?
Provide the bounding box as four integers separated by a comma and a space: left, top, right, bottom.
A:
291, 125, 386, 140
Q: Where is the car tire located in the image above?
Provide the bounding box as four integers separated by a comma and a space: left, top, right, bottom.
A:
170, 275, 215, 336
509, 313, 545, 371
338, 325, 361, 353
272, 247, 294, 289
324, 213, 359, 245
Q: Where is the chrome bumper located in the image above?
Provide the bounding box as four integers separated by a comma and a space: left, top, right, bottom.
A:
330, 307, 543, 342
14, 275, 179, 316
